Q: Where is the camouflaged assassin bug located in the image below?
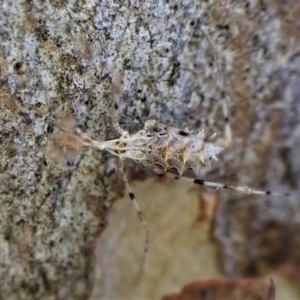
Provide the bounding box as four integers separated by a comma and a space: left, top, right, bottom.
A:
50, 30, 290, 270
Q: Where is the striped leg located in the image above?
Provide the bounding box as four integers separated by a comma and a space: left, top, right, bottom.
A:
194, 178, 290, 197
119, 162, 149, 276
162, 171, 289, 197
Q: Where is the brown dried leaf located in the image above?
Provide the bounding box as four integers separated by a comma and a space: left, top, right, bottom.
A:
161, 278, 275, 300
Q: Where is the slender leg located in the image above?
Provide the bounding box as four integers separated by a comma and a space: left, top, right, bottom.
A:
164, 173, 290, 197
193, 178, 290, 197
119, 161, 149, 276
161, 171, 289, 197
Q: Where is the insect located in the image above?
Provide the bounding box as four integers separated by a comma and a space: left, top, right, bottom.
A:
50, 30, 289, 271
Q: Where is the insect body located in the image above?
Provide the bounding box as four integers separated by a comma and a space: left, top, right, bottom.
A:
55, 112, 278, 197
94, 120, 223, 177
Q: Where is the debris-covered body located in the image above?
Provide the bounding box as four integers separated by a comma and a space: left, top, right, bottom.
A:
53, 118, 223, 178
92, 119, 223, 177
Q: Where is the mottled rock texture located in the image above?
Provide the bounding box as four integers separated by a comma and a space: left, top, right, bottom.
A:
1, 0, 300, 299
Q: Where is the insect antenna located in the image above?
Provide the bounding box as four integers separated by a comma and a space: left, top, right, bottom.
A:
200, 28, 232, 148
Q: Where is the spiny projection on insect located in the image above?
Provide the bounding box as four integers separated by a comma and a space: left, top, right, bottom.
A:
49, 30, 290, 270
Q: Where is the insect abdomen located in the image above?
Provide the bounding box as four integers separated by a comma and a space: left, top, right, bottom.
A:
142, 129, 224, 176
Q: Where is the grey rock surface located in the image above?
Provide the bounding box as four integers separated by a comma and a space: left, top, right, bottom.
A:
1, 0, 300, 299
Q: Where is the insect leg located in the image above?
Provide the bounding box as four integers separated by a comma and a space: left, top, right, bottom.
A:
119, 161, 149, 273
193, 178, 290, 197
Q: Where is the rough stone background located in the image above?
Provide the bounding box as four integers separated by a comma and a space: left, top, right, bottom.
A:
1, 0, 300, 299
